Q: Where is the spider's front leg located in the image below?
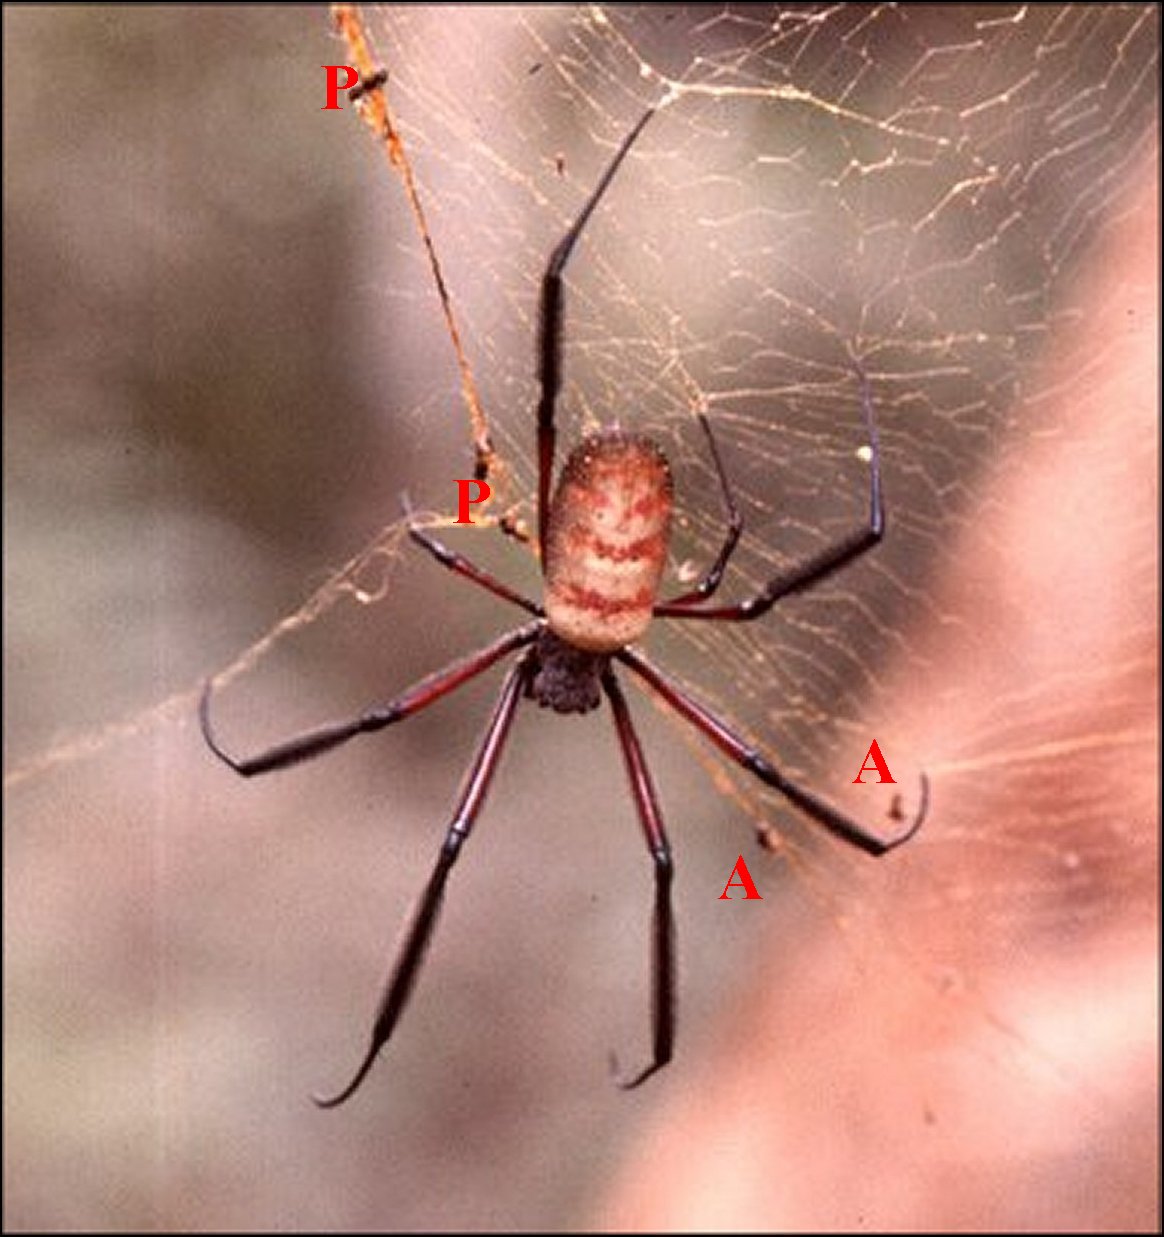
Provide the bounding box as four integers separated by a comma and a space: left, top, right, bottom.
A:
655, 363, 884, 621
602, 668, 675, 1089
400, 492, 543, 617
534, 107, 657, 556
657, 411, 743, 608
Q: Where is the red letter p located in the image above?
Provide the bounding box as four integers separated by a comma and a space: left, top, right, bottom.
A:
454, 479, 492, 524
322, 65, 359, 110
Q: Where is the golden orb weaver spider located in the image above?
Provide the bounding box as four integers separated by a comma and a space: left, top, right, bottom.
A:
200, 104, 929, 1108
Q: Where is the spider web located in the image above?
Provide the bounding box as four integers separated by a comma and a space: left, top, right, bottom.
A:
333, 1, 1158, 923
4, 4, 1158, 1231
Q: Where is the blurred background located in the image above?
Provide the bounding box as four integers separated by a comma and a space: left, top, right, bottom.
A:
5, 5, 1158, 1231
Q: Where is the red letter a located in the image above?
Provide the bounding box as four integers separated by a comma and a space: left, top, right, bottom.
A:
852, 738, 896, 784
718, 855, 762, 900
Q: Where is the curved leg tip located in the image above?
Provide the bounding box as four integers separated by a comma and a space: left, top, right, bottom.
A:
608, 1050, 666, 1091
310, 1039, 384, 1111
310, 1084, 358, 1112
310, 1066, 370, 1112
198, 678, 228, 763
197, 677, 254, 775
197, 677, 213, 729
885, 770, 930, 851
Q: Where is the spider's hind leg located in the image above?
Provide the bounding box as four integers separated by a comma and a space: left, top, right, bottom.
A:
313, 650, 534, 1108
601, 667, 675, 1090
617, 646, 929, 857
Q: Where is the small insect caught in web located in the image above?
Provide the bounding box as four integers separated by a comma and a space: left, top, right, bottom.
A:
200, 101, 930, 1108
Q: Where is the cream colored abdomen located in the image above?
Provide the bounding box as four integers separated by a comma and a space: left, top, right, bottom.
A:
543, 431, 673, 653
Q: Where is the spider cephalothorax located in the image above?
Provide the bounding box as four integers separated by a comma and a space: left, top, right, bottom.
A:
200, 102, 928, 1109
527, 629, 609, 714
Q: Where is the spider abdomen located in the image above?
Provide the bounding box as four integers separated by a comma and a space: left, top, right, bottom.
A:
543, 430, 673, 653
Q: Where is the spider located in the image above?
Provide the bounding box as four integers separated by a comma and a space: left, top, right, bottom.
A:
200, 105, 929, 1108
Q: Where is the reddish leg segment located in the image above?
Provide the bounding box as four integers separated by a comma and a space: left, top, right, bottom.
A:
199, 622, 540, 777
402, 494, 543, 617
602, 668, 675, 1089
313, 652, 533, 1108
617, 646, 928, 856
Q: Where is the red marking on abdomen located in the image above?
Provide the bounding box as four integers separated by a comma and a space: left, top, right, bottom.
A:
543, 430, 673, 653
559, 528, 663, 565
557, 582, 658, 617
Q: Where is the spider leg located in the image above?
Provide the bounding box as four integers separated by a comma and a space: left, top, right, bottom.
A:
536, 107, 657, 557
654, 362, 883, 621
602, 668, 675, 1090
657, 410, 743, 608
617, 646, 929, 856
313, 651, 532, 1109
401, 492, 543, 616
199, 621, 540, 777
